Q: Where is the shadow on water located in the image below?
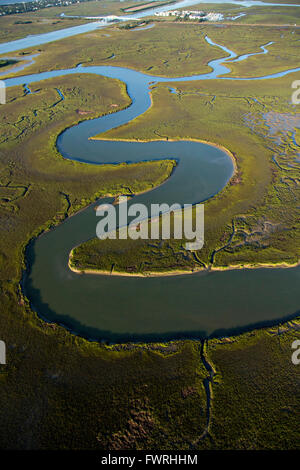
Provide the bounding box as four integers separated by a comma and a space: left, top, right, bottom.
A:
209, 311, 300, 340
23, 236, 300, 344
24, 241, 207, 342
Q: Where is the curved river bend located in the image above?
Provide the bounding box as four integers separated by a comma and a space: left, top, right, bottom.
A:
5, 38, 300, 342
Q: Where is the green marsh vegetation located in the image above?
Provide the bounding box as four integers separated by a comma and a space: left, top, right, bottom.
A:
0, 0, 298, 48
10, 19, 298, 274
260, 0, 300, 4
202, 319, 300, 450
75, 69, 300, 274
121, 0, 175, 14
0, 0, 162, 45
175, 2, 300, 26
0, 14, 86, 44
70, 237, 200, 275
0, 73, 174, 282
118, 19, 153, 30
25, 0, 147, 19
3, 20, 299, 81
235, 6, 300, 26
0, 73, 196, 449
0, 22, 227, 79
0, 20, 299, 449
0, 0, 148, 44
0, 59, 17, 69
208, 26, 300, 77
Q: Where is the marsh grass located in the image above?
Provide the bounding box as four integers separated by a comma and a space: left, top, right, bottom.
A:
77, 71, 299, 272
0, 21, 299, 449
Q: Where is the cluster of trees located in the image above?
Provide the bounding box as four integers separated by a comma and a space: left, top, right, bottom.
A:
118, 19, 152, 30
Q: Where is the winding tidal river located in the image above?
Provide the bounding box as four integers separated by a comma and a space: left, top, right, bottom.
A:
4, 37, 300, 342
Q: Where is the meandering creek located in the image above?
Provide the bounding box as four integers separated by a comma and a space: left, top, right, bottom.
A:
3, 37, 300, 342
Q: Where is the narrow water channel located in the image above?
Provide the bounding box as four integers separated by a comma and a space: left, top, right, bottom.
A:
3, 36, 300, 342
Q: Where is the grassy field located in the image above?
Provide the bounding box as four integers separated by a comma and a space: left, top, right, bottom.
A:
0, 19, 299, 449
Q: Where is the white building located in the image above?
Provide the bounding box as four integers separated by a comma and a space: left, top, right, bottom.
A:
155, 9, 223, 21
